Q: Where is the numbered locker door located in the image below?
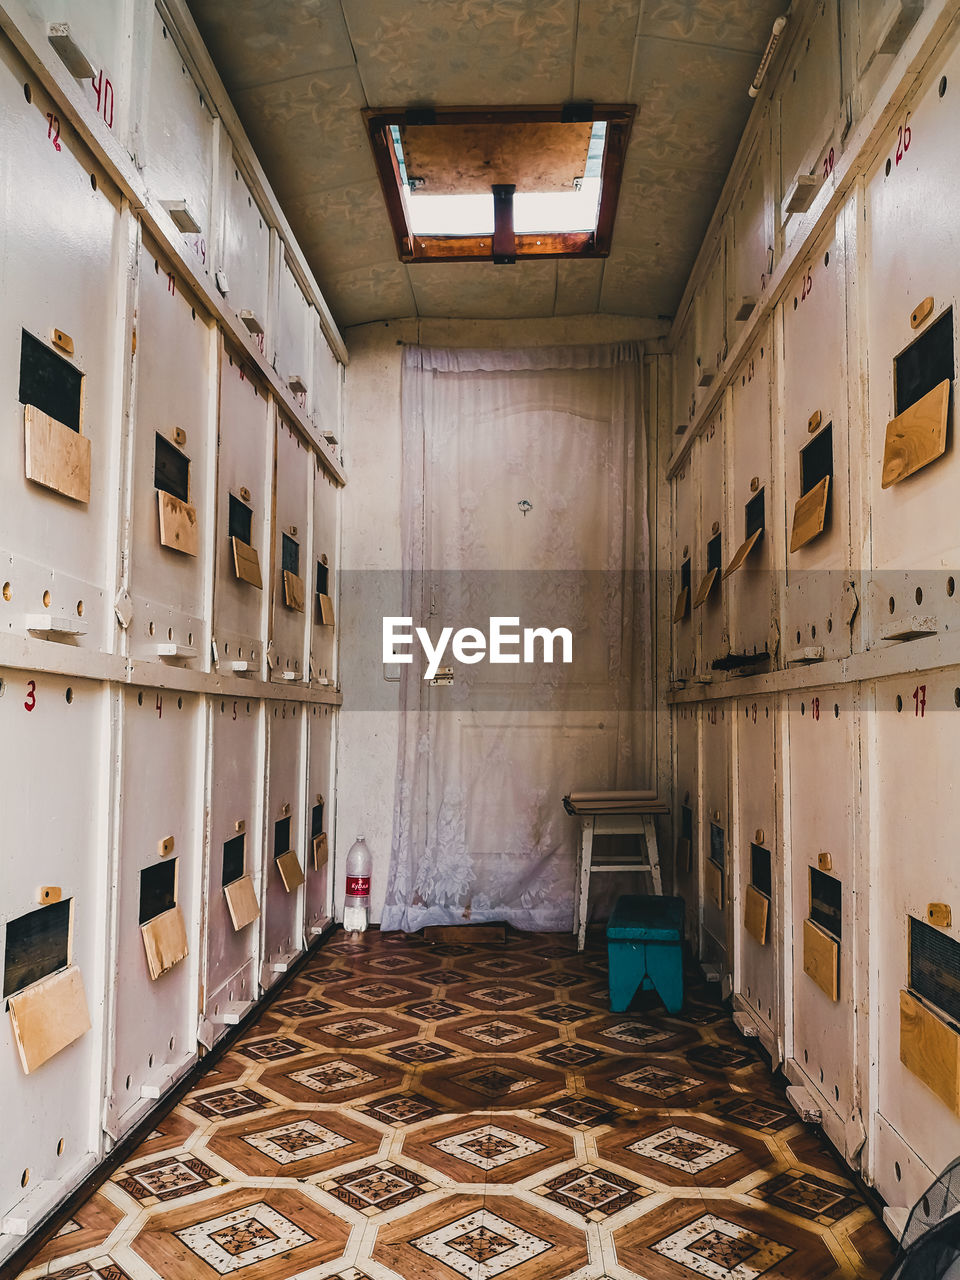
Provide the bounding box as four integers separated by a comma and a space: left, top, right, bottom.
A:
276, 257, 312, 410
219, 157, 271, 344
312, 319, 341, 448
213, 346, 270, 677
673, 318, 697, 431
786, 686, 862, 1162
778, 0, 843, 251
271, 416, 311, 683
870, 673, 960, 1212
694, 240, 725, 413
864, 41, 960, 644
127, 241, 213, 666
0, 672, 108, 1236
310, 460, 338, 687
109, 688, 202, 1138
697, 409, 726, 673
700, 700, 731, 975
142, 9, 214, 272
733, 696, 780, 1057
304, 704, 335, 938
671, 445, 698, 683
261, 702, 306, 987
673, 704, 700, 947
727, 330, 774, 663
38, 0, 129, 141
727, 128, 773, 334
201, 696, 264, 1043
0, 35, 123, 653
783, 221, 856, 663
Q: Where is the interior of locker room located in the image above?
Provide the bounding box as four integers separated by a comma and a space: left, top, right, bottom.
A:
2, 0, 960, 1276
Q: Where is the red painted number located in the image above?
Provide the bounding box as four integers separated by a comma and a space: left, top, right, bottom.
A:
811, 696, 820, 721
913, 684, 926, 717
233, 700, 238, 721
895, 115, 913, 165
194, 237, 207, 265
751, 702, 758, 724
166, 271, 176, 296
801, 269, 813, 301
24, 680, 37, 712
46, 112, 61, 151
822, 146, 835, 179
156, 692, 163, 719
91, 69, 114, 129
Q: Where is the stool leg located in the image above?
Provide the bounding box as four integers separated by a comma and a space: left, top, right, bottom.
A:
576, 820, 594, 952
608, 958, 640, 1012
647, 946, 683, 1014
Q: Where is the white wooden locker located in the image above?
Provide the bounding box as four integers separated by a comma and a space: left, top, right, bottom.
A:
863, 38, 960, 646
700, 699, 731, 976
312, 316, 341, 445
304, 704, 335, 939
785, 685, 863, 1163
310, 459, 337, 687
727, 128, 773, 334
0, 671, 108, 1234
24, 0, 130, 142
671, 447, 698, 684
270, 415, 311, 683
200, 696, 263, 1042
732, 695, 780, 1058
219, 157, 271, 344
276, 255, 312, 408
697, 408, 726, 675
0, 37, 123, 653
726, 329, 774, 664
212, 345, 269, 678
261, 701, 306, 988
869, 672, 960, 1212
782, 219, 857, 664
694, 238, 725, 409
673, 316, 697, 431
108, 687, 202, 1137
142, 8, 215, 271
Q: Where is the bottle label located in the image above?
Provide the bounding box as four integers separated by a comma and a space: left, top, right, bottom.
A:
346, 876, 370, 897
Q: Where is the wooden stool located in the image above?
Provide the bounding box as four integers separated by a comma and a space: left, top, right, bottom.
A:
607, 894, 685, 1014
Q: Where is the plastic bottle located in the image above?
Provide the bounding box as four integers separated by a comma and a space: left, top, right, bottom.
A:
343, 836, 371, 932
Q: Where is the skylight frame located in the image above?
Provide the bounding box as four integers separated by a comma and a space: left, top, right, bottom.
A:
364, 104, 635, 264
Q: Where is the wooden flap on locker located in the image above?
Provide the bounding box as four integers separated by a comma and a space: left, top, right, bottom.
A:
276, 849, 305, 892
802, 918, 839, 1000
24, 407, 91, 504
881, 380, 949, 488
141, 906, 189, 980
900, 989, 960, 1115
312, 831, 329, 870
283, 570, 305, 612
744, 885, 770, 945
20, 332, 91, 503
317, 593, 335, 626
8, 965, 91, 1074
224, 875, 260, 931
791, 476, 830, 552
232, 537, 262, 588
724, 487, 765, 578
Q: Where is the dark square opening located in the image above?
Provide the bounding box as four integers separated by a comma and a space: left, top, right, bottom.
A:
281, 533, 299, 576
809, 867, 842, 940
909, 915, 960, 1024
228, 494, 253, 546
155, 434, 190, 502
3, 899, 71, 999
745, 488, 765, 539
707, 532, 722, 576
222, 834, 245, 887
709, 822, 725, 870
274, 815, 292, 860
19, 330, 83, 432
895, 307, 954, 414
139, 859, 177, 926
311, 801, 325, 839
750, 843, 772, 898
316, 559, 329, 600
680, 803, 693, 843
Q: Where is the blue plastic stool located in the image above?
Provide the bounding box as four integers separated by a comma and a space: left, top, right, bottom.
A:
607, 894, 685, 1014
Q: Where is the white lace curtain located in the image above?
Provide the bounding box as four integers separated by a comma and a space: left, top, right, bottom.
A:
381, 342, 652, 934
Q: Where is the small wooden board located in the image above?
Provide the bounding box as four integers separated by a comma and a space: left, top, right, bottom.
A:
802, 917, 839, 1001
693, 567, 719, 608
424, 924, 506, 944
318, 592, 335, 626
224, 875, 260, 931
8, 964, 91, 1074
141, 905, 189, 980
744, 885, 770, 945
790, 475, 830, 553
312, 831, 329, 870
24, 406, 91, 503
881, 378, 950, 488
231, 536, 262, 588
276, 849, 305, 892
283, 569, 305, 612
402, 120, 592, 195
158, 490, 198, 556
672, 585, 689, 623
723, 528, 763, 579
706, 860, 724, 909
900, 988, 960, 1114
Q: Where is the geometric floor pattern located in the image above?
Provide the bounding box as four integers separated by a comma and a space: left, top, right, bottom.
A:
16, 928, 896, 1280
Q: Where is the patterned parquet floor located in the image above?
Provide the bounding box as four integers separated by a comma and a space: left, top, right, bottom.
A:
18, 928, 896, 1280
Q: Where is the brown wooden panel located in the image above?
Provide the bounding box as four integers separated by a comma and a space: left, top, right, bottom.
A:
8, 964, 91, 1074
158, 490, 199, 556
24, 405, 91, 503
402, 120, 592, 194
231, 536, 262, 588
276, 849, 305, 892
881, 378, 949, 488
744, 885, 770, 946
790, 475, 830, 553
317, 592, 335, 626
706, 860, 724, 909
693, 567, 719, 608
283, 569, 305, 612
722, 528, 762, 579
802, 918, 839, 1001
224, 875, 260, 931
672, 585, 689, 623
312, 831, 329, 870
141, 905, 189, 980
899, 988, 960, 1114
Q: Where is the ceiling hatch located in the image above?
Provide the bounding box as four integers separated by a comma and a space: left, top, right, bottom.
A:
365, 104, 635, 264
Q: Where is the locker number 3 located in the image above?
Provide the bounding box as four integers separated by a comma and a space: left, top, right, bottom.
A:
24, 680, 37, 712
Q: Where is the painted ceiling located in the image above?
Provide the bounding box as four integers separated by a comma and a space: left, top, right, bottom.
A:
186, 0, 785, 328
